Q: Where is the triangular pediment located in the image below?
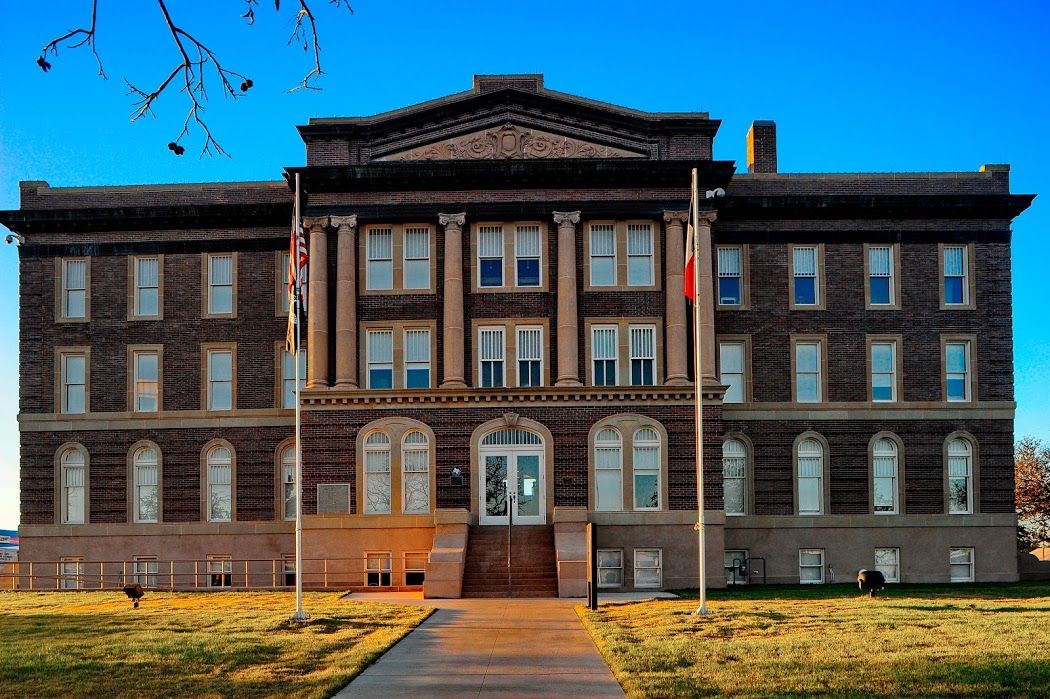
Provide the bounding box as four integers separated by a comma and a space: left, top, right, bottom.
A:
375, 122, 647, 161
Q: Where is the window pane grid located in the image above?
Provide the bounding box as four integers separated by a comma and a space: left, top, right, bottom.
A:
626, 224, 653, 286
207, 351, 233, 410
208, 255, 233, 314
135, 257, 160, 316
629, 326, 656, 386
479, 327, 505, 388
64, 260, 87, 318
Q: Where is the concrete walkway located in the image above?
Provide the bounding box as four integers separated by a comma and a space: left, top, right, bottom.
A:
334, 594, 625, 698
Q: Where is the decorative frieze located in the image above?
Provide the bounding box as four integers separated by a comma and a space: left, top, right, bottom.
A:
378, 123, 644, 161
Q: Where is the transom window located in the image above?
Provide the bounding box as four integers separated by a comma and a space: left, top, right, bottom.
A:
797, 438, 825, 515
947, 438, 973, 514
722, 439, 747, 516
363, 432, 392, 515
873, 438, 899, 514
206, 446, 233, 522
133, 446, 159, 523
481, 428, 543, 446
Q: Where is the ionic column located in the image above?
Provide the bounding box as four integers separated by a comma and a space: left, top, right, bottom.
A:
331, 215, 358, 390
553, 211, 582, 387
663, 210, 690, 386
439, 213, 467, 389
699, 210, 718, 381
305, 216, 330, 389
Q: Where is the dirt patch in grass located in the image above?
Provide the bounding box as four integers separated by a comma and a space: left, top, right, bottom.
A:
580, 582, 1050, 698
0, 591, 432, 698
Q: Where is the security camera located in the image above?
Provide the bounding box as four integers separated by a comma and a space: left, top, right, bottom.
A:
5, 233, 23, 246
704, 188, 726, 199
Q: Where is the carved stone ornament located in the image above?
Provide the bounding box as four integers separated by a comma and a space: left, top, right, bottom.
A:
663, 210, 689, 226
329, 214, 358, 231
502, 412, 520, 428
553, 211, 581, 226
438, 212, 466, 228
699, 210, 718, 226
302, 215, 330, 231
379, 123, 644, 161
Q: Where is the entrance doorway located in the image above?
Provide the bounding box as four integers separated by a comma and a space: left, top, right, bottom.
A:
478, 428, 545, 525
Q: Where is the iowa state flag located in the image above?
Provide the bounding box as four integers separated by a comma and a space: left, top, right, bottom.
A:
684, 178, 697, 301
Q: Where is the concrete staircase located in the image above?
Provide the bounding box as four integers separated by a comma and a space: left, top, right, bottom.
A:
461, 524, 560, 598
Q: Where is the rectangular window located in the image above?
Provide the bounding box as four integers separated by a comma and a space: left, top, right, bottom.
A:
133, 351, 160, 413
282, 555, 296, 587
133, 557, 159, 588
403, 227, 430, 290
873, 446, 898, 515
478, 226, 504, 288
134, 453, 159, 523
589, 224, 616, 287
282, 455, 296, 521
63, 458, 85, 525
722, 444, 746, 516
366, 228, 394, 290
626, 224, 654, 286
62, 259, 88, 319
717, 247, 742, 305
367, 330, 394, 390
725, 550, 749, 586
792, 246, 819, 306
949, 547, 974, 582
874, 548, 900, 583
799, 549, 825, 584
591, 326, 618, 387
207, 350, 233, 411
363, 440, 391, 515
633, 549, 662, 588
719, 342, 746, 404
868, 246, 894, 306
60, 557, 83, 590
515, 225, 541, 287
633, 436, 661, 511
478, 327, 506, 388
207, 254, 234, 315
134, 257, 160, 317
946, 341, 971, 402
404, 329, 431, 389
629, 325, 656, 386
404, 552, 428, 586
208, 458, 232, 523
402, 439, 430, 515
207, 556, 232, 588
597, 549, 623, 588
516, 326, 543, 387
282, 350, 306, 409
943, 245, 968, 306
948, 442, 973, 515
870, 341, 897, 402
794, 341, 822, 403
61, 352, 87, 414
365, 552, 392, 587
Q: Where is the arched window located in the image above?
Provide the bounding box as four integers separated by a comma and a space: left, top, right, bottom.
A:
633, 428, 661, 510
281, 445, 296, 521
873, 438, 899, 514
207, 446, 233, 522
481, 428, 542, 446
594, 428, 623, 511
402, 431, 430, 514
61, 447, 86, 524
722, 440, 747, 516
947, 438, 973, 514
133, 446, 159, 523
363, 432, 392, 514
797, 438, 824, 515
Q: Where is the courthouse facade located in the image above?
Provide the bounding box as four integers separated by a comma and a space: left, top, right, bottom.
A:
0, 75, 1033, 594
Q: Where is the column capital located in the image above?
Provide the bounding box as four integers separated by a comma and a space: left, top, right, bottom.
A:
302, 215, 329, 232
329, 214, 358, 231
553, 210, 581, 226
699, 210, 718, 226
663, 210, 689, 226
438, 212, 466, 229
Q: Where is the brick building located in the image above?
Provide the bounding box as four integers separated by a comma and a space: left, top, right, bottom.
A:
0, 75, 1033, 594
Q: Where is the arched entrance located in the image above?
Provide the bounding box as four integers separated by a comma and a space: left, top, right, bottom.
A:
478, 427, 546, 525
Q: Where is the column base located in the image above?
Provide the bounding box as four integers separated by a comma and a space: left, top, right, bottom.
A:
664, 375, 691, 386
304, 381, 329, 390
440, 379, 468, 389
555, 378, 582, 387
332, 381, 358, 390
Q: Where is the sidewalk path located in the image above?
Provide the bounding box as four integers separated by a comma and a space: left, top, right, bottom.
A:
334, 594, 624, 698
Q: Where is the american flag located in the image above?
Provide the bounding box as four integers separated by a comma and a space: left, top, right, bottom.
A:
286, 214, 308, 353
684, 189, 697, 301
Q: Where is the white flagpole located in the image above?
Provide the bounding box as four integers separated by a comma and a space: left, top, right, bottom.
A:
692, 168, 710, 616
292, 172, 308, 622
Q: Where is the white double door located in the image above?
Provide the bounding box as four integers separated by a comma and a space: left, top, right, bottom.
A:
479, 448, 544, 525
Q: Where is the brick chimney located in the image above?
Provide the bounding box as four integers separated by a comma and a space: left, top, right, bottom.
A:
746, 120, 777, 174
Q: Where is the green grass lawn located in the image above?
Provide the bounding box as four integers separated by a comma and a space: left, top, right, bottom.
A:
0, 591, 432, 698
580, 582, 1050, 698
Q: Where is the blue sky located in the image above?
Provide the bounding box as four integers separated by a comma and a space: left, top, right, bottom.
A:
0, 1, 1047, 529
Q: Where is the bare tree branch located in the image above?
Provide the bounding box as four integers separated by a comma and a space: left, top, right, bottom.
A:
39, 0, 106, 79
288, 0, 353, 93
